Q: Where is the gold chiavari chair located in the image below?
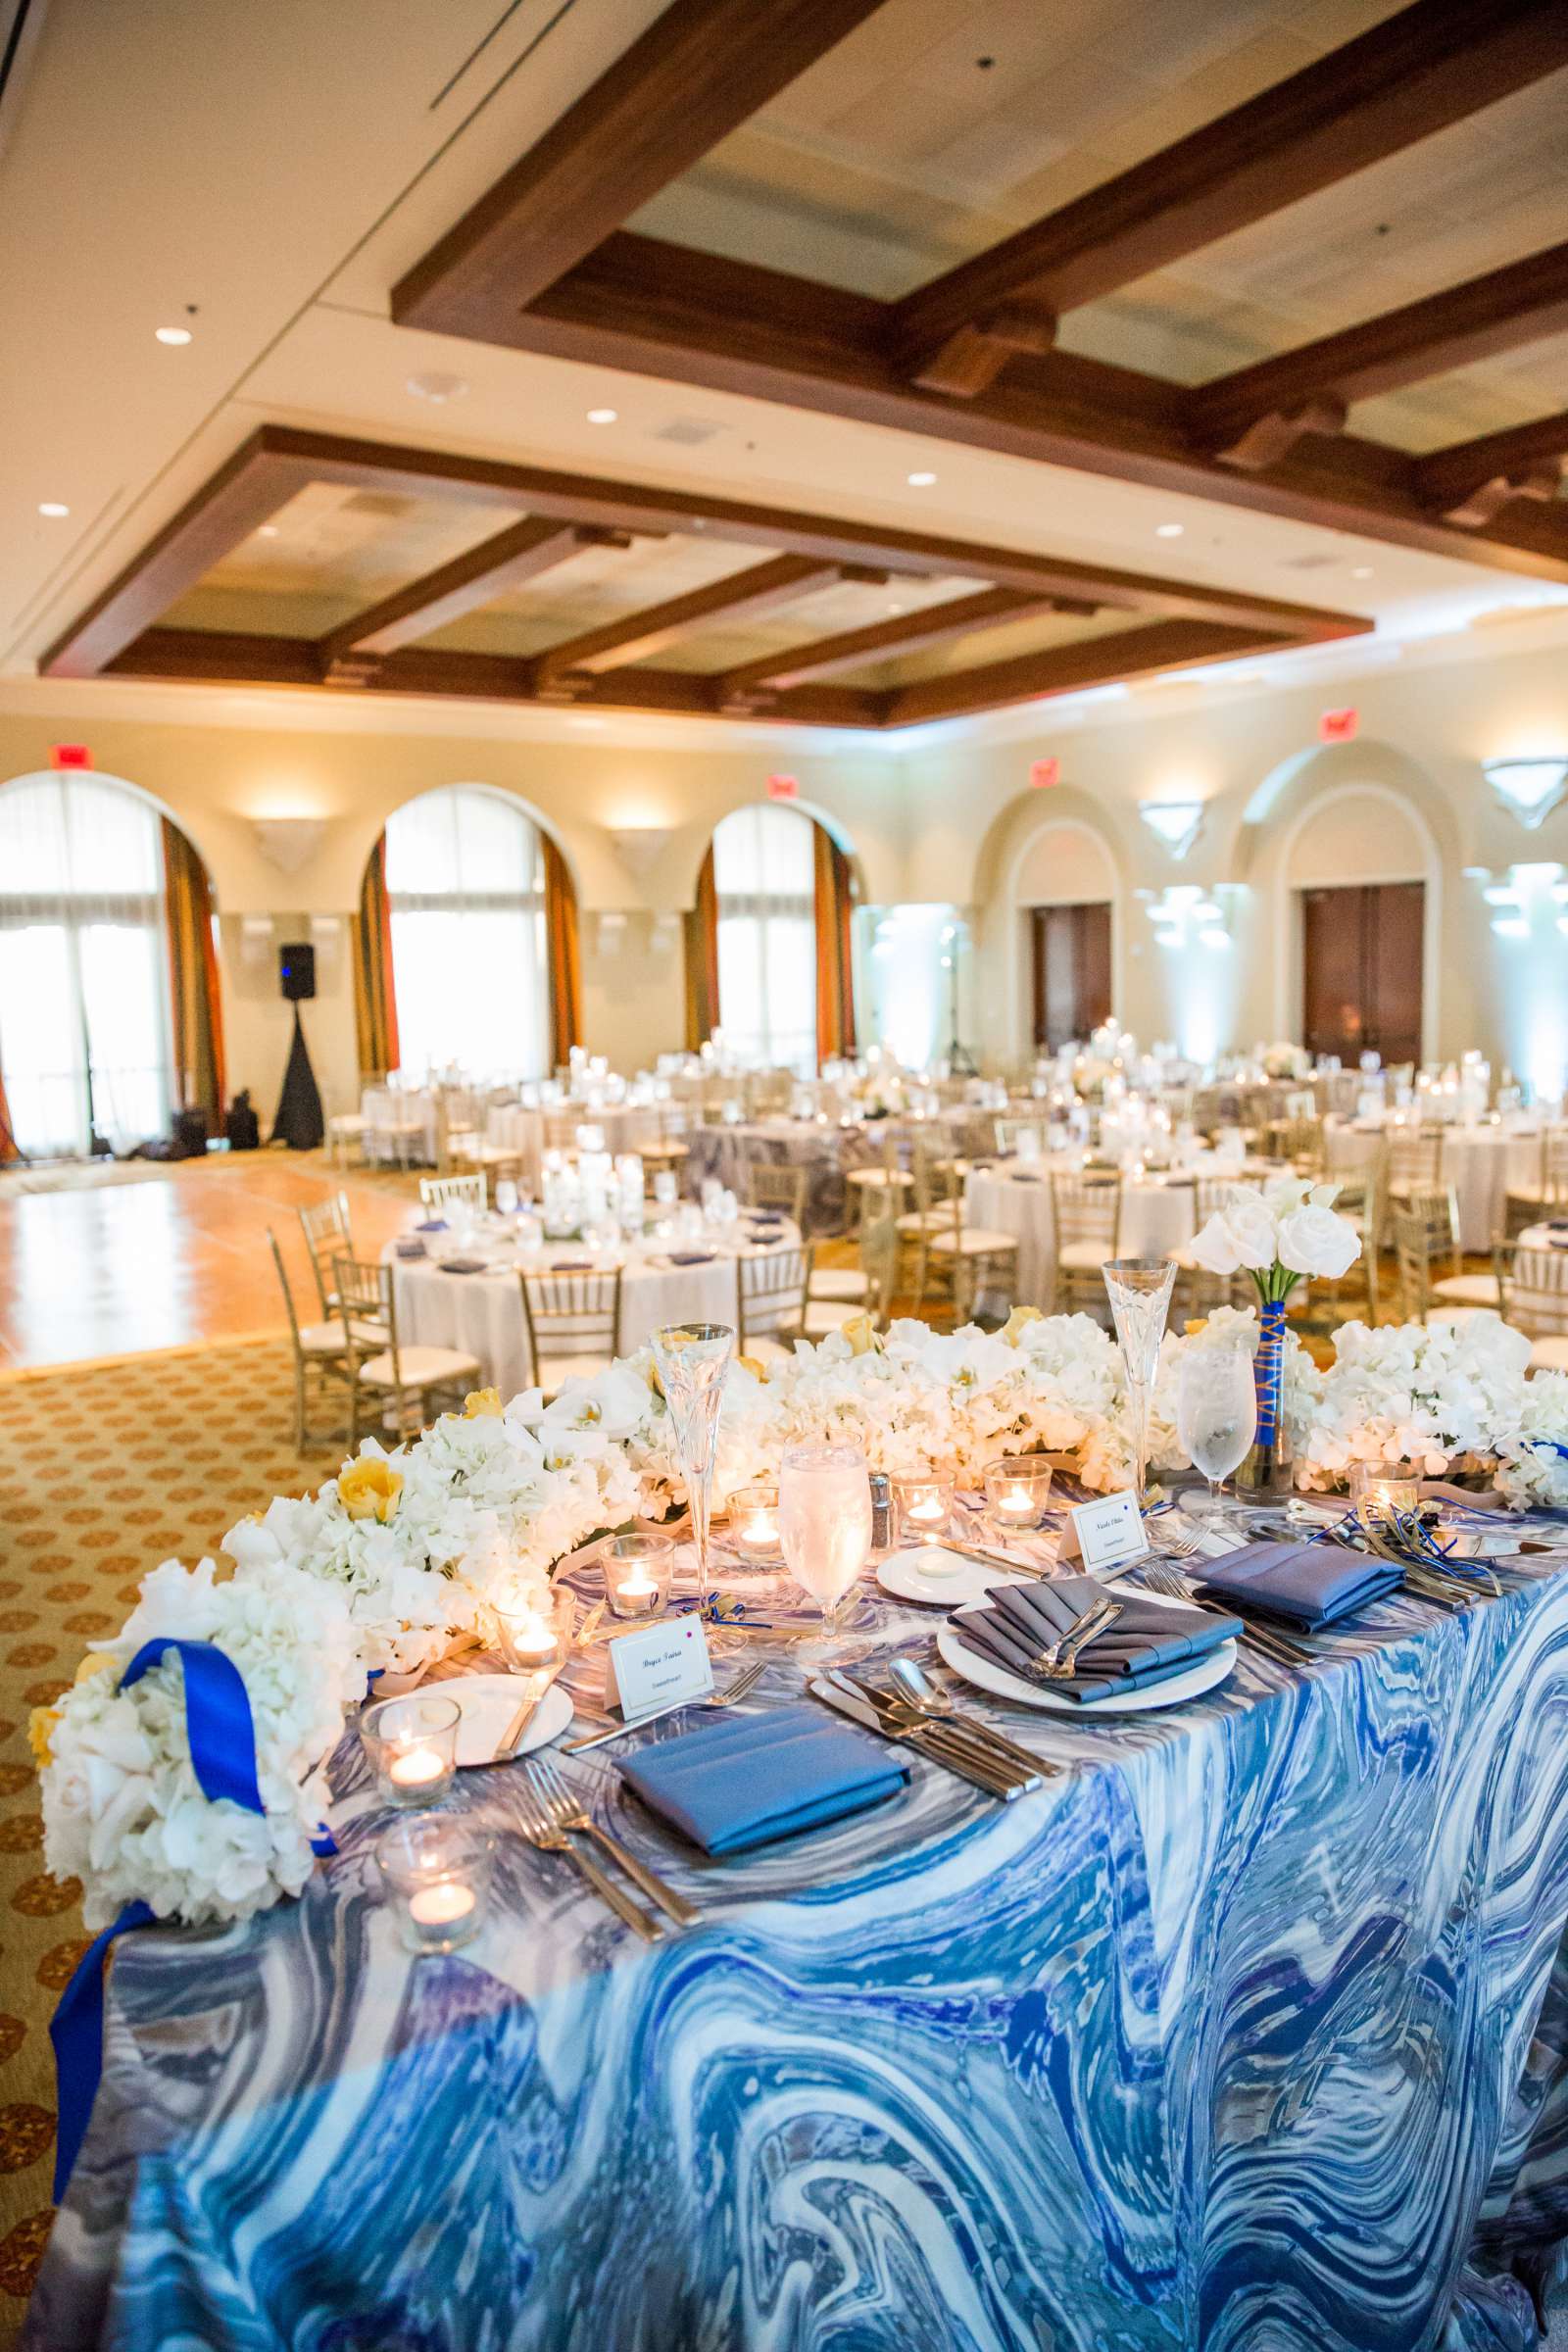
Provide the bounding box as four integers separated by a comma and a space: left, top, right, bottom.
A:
1266, 1114, 1325, 1172
843, 1132, 911, 1235
1390, 1191, 1500, 1323
895, 1145, 964, 1314
1326, 1166, 1380, 1322
419, 1172, 487, 1217
922, 1193, 1021, 1327
1168, 1176, 1262, 1320
267, 1230, 362, 1449
1385, 1128, 1445, 1209
736, 1243, 814, 1362
519, 1266, 624, 1394
1050, 1172, 1122, 1316
298, 1192, 387, 1344
1494, 1243, 1568, 1372
743, 1160, 808, 1226
333, 1254, 483, 1448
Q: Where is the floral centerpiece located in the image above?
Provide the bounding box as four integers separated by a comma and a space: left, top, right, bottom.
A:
1262, 1042, 1311, 1081
1187, 1179, 1361, 1487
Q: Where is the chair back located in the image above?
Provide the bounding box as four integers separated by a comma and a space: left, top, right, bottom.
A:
299, 1192, 354, 1312
1499, 1244, 1568, 1338
332, 1252, 398, 1367
1329, 1165, 1378, 1234
1051, 1171, 1121, 1253
1386, 1129, 1444, 1196
420, 1172, 486, 1216
1193, 1174, 1261, 1225
908, 1142, 960, 1219
737, 1243, 811, 1347
268, 1229, 307, 1351
519, 1267, 622, 1375
1390, 1189, 1459, 1320
743, 1160, 808, 1225
858, 1200, 901, 1328
1269, 1114, 1324, 1169
1504, 1190, 1544, 1242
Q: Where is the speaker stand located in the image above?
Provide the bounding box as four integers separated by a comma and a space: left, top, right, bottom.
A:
272, 1005, 324, 1151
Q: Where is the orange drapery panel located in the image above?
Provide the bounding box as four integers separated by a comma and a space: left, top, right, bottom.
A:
683, 845, 719, 1050
813, 823, 858, 1064
0, 1049, 17, 1162
161, 818, 226, 1131
352, 835, 400, 1079
542, 832, 583, 1071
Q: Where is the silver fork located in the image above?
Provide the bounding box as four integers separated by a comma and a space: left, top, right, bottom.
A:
513, 1775, 663, 1941
526, 1756, 700, 1929
1029, 1595, 1121, 1681
1142, 1559, 1311, 1667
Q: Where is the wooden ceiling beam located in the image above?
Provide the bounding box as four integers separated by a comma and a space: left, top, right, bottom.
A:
506, 233, 1568, 587
710, 587, 1075, 704
1194, 239, 1568, 457
530, 553, 848, 686
392, 0, 891, 334
885, 0, 1568, 394
318, 519, 631, 677
881, 621, 1295, 727
1414, 408, 1568, 525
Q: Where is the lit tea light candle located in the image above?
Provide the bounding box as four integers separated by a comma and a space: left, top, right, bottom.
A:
612, 1563, 661, 1617
729, 1481, 781, 1564
409, 1880, 476, 1928
509, 1612, 559, 1667
603, 1531, 674, 1620
388, 1745, 446, 1791
982, 1458, 1054, 1537
893, 1476, 954, 1545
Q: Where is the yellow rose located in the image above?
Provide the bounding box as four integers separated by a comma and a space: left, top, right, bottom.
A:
464, 1388, 503, 1418
1184, 1318, 1208, 1338
839, 1313, 877, 1356
74, 1651, 116, 1684
27, 1707, 60, 1770
1000, 1306, 1043, 1347
736, 1353, 770, 1383
338, 1458, 404, 1523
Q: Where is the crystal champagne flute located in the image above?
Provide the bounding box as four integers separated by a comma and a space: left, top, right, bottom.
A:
650, 1322, 733, 1613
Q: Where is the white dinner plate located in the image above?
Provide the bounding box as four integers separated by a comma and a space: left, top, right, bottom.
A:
443, 1676, 574, 1766
877, 1546, 1033, 1608
936, 1587, 1236, 1715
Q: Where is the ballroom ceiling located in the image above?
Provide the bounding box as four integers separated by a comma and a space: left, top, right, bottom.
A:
3, 0, 1566, 740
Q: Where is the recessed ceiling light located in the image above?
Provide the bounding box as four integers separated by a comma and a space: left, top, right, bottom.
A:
1155, 521, 1185, 538
257, 524, 279, 538
888, 602, 906, 614
586, 407, 617, 425
406, 371, 468, 405
906, 470, 937, 487
155, 325, 192, 346
37, 502, 70, 517
1351, 565, 1374, 579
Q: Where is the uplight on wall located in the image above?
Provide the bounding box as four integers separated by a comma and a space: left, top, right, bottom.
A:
1465, 862, 1568, 1097
1138, 800, 1204, 859
1143, 885, 1240, 1061
1483, 757, 1568, 830
1145, 884, 1231, 950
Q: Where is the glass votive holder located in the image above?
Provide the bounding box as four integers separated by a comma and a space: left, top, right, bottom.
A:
982, 1457, 1054, 1538
893, 1474, 954, 1545
728, 1480, 782, 1564
602, 1532, 674, 1620
361, 1692, 461, 1808
492, 1583, 575, 1674
1348, 1462, 1423, 1521
375, 1817, 495, 1954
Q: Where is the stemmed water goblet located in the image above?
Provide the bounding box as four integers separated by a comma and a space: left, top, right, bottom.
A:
779, 1444, 872, 1632
651, 1321, 733, 1614
1176, 1346, 1258, 1524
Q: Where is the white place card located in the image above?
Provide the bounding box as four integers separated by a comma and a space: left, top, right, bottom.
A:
605, 1612, 714, 1725
1069, 1491, 1150, 1577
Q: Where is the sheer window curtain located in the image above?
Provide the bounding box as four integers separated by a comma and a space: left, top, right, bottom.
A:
0, 775, 175, 1156
712, 804, 818, 1075
384, 788, 552, 1084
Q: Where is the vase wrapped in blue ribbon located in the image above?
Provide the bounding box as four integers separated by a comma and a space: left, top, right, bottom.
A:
1244, 1296, 1293, 1493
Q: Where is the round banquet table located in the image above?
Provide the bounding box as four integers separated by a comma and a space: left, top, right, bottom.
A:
964, 1162, 1199, 1312
361, 1085, 438, 1165
384, 1221, 801, 1394
1325, 1118, 1541, 1250
686, 1111, 988, 1237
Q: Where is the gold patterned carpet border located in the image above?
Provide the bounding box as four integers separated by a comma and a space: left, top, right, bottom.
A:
0, 1335, 343, 2340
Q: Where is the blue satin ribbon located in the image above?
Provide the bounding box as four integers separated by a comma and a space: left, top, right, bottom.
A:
49, 1638, 335, 2199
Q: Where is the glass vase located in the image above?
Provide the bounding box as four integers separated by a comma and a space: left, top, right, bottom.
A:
1237, 1297, 1293, 1493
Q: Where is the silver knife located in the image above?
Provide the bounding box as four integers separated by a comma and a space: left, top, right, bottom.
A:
813, 1675, 1027, 1800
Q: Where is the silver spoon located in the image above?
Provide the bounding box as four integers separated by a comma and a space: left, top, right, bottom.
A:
888, 1657, 1047, 1776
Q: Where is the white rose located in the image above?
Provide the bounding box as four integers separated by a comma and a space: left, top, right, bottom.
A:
1276, 1202, 1360, 1278
1190, 1191, 1278, 1275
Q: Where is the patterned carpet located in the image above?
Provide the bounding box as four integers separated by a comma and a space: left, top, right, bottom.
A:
0, 1336, 343, 2341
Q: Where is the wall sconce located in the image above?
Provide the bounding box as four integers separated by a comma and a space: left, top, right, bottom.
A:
1139, 801, 1204, 859
1483, 758, 1568, 830
1146, 883, 1232, 951
252, 817, 328, 874
608, 827, 675, 880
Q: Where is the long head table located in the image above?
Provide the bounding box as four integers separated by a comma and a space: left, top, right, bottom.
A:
24, 1508, 1568, 2351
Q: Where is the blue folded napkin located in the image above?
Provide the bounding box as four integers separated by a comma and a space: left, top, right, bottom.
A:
616, 1700, 907, 1854
1197, 1539, 1401, 1628
954, 1572, 1239, 1704
394, 1239, 426, 1259
1007, 1170, 1042, 1185
549, 1258, 592, 1271
667, 1250, 716, 1266
416, 1218, 449, 1233
438, 1257, 488, 1275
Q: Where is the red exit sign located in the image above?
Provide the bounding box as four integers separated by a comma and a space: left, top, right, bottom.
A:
1030, 758, 1060, 789
50, 743, 92, 769
766, 773, 800, 801
1319, 708, 1358, 743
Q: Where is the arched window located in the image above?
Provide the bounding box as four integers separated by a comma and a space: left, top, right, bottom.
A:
710, 804, 820, 1074
0, 773, 175, 1155
383, 787, 551, 1081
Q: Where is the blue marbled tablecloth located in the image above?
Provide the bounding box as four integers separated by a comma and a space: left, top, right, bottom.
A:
24, 1541, 1568, 2351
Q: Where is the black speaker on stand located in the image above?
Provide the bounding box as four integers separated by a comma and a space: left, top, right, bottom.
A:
271, 942, 324, 1151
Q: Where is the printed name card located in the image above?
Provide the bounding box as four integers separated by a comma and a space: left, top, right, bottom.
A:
605, 1613, 714, 1724
1069, 1491, 1150, 1576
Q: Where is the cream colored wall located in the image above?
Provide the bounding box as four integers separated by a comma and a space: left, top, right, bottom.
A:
5, 623, 1568, 1104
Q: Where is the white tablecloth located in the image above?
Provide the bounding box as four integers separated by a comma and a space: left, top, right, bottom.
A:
964, 1164, 1198, 1312
1325, 1121, 1541, 1250
362, 1088, 437, 1164
384, 1225, 800, 1396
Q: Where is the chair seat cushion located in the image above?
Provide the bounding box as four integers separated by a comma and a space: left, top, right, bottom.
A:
300, 1319, 385, 1354
1058, 1239, 1115, 1270
1432, 1274, 1501, 1306
1530, 1335, 1568, 1373
926, 1229, 1019, 1257
895, 1210, 952, 1235
802, 1302, 864, 1337
846, 1167, 908, 1189
809, 1269, 870, 1300
538, 1351, 617, 1393
358, 1346, 482, 1389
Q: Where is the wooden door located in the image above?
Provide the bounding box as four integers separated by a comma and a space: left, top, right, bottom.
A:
1031, 902, 1112, 1050
1301, 882, 1424, 1064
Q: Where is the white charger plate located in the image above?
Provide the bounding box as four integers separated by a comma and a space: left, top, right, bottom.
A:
441, 1677, 573, 1766
936, 1585, 1236, 1715
877, 1546, 1033, 1608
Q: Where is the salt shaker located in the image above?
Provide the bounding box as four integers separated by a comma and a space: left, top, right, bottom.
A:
868, 1471, 893, 1555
